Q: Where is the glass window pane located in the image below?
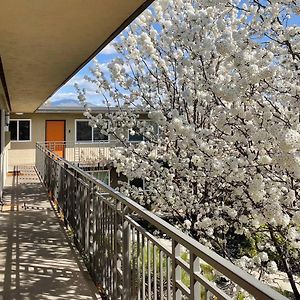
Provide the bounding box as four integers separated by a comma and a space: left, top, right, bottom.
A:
93, 127, 108, 142
130, 178, 144, 189
9, 121, 18, 141
149, 122, 159, 135
19, 121, 30, 141
76, 121, 92, 142
93, 171, 109, 185
129, 127, 143, 142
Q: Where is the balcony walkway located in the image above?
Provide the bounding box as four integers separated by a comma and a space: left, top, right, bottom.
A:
0, 166, 101, 300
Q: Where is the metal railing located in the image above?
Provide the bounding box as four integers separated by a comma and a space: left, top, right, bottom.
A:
35, 142, 288, 300
40, 141, 113, 164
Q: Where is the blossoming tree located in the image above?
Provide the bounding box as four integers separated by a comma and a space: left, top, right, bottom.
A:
77, 0, 300, 296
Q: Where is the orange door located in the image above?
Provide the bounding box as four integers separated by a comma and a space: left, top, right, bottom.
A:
45, 120, 65, 158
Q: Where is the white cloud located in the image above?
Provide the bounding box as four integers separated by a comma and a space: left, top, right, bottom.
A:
98, 62, 109, 73
49, 92, 78, 101
63, 63, 110, 89
100, 44, 117, 55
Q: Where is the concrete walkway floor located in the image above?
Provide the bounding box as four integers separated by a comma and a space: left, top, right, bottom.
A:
0, 166, 101, 300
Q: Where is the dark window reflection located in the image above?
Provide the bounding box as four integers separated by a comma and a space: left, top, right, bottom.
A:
129, 127, 143, 142
130, 178, 144, 189
9, 121, 18, 141
19, 121, 30, 141
93, 127, 108, 142
76, 121, 92, 141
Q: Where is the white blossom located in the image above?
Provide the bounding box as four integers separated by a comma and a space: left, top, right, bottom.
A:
267, 261, 278, 274
77, 0, 300, 294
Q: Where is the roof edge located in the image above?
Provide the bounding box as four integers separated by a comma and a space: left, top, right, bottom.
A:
0, 57, 12, 111
36, 106, 147, 114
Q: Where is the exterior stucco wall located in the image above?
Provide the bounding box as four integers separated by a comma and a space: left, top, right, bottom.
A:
7, 112, 118, 169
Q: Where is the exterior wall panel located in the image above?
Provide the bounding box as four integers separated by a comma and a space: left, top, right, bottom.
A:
7, 112, 118, 169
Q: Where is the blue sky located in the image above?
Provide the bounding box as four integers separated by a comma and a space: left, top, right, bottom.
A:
44, 4, 300, 107
44, 43, 119, 107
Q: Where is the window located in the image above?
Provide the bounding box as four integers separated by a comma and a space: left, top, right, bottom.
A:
130, 178, 144, 189
128, 126, 144, 142
128, 121, 158, 142
129, 177, 149, 191
75, 120, 108, 143
9, 119, 31, 141
88, 170, 110, 186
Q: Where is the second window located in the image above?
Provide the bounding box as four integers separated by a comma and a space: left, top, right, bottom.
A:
75, 120, 108, 143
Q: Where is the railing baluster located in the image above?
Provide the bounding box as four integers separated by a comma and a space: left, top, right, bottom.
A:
153, 244, 157, 300
172, 240, 182, 300
94, 193, 100, 282
160, 250, 164, 300
137, 231, 141, 300
123, 216, 131, 300
131, 227, 136, 299
36, 142, 289, 300
110, 203, 113, 295
142, 236, 145, 300
116, 202, 122, 300
104, 202, 108, 292
190, 253, 201, 300
167, 256, 171, 300
147, 239, 151, 299
113, 198, 118, 299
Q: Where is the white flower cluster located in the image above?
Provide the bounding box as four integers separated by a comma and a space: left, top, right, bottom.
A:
77, 0, 300, 294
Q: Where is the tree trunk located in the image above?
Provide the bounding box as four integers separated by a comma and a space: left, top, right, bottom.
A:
269, 228, 300, 299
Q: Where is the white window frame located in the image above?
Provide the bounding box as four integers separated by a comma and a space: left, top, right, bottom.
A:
75, 119, 110, 144
10, 119, 32, 142
88, 169, 110, 186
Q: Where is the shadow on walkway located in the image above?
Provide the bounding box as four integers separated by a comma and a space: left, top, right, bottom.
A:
0, 166, 101, 300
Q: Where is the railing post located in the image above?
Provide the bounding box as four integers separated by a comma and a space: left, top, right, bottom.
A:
113, 200, 119, 299
89, 182, 96, 276
115, 204, 123, 300
122, 214, 131, 300
84, 183, 90, 256
190, 253, 201, 300
172, 240, 182, 300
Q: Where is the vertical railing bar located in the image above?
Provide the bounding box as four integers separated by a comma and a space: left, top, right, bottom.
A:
172, 240, 182, 300
167, 256, 171, 300
147, 239, 151, 299
204, 288, 208, 300
99, 197, 104, 284
107, 202, 110, 292
89, 182, 95, 277
132, 227, 136, 299
113, 198, 118, 299
104, 202, 108, 291
123, 214, 131, 300
137, 230, 141, 300
116, 201, 122, 300
110, 203, 114, 295
160, 250, 164, 300
107, 201, 111, 295
103, 202, 106, 290
142, 235, 146, 300
94, 192, 100, 283
153, 244, 157, 300
190, 253, 201, 300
